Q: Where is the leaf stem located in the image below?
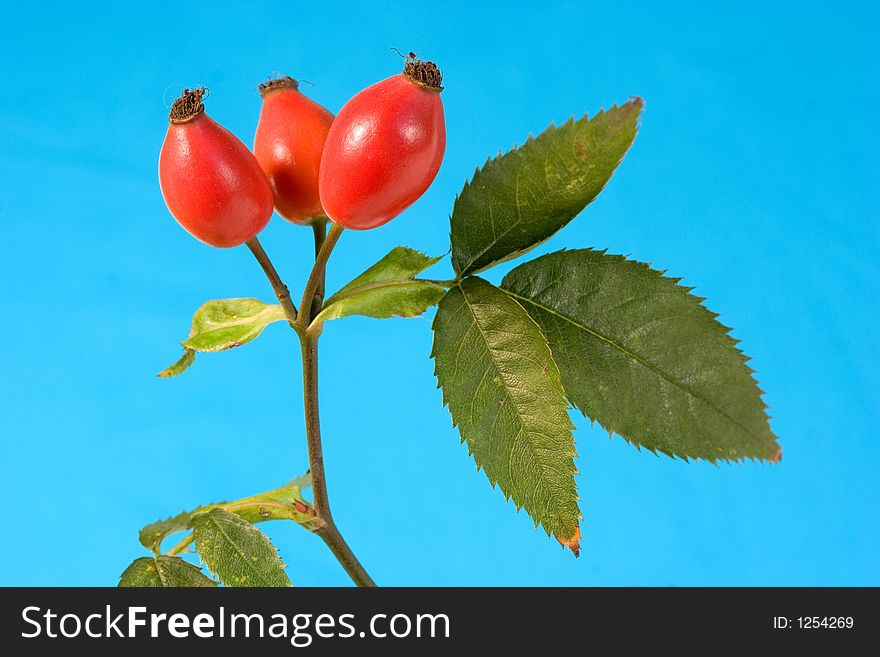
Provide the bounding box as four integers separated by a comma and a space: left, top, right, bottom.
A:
300, 333, 376, 587
419, 278, 459, 288
298, 223, 344, 329
246, 236, 298, 322
166, 533, 194, 556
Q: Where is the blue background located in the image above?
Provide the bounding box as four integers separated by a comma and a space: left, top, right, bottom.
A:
0, 1, 876, 586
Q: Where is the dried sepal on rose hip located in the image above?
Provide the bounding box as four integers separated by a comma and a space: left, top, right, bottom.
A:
253, 76, 335, 225
159, 88, 274, 248
319, 52, 446, 230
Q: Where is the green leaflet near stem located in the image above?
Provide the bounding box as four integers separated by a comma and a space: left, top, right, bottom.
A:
316, 246, 446, 323
502, 249, 780, 463
432, 277, 581, 554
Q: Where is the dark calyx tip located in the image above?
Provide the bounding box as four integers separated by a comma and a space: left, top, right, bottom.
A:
402, 52, 443, 92
258, 76, 299, 96
169, 87, 207, 124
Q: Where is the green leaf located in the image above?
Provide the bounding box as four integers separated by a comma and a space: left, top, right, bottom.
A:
139, 510, 194, 554
316, 246, 445, 322
182, 298, 287, 352
501, 249, 780, 463
431, 277, 580, 553
215, 484, 320, 530
191, 509, 291, 587
335, 246, 443, 289
137, 482, 320, 559
450, 98, 643, 277
118, 555, 217, 587
157, 349, 195, 377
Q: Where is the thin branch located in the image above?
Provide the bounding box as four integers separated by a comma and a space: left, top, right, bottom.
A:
311, 216, 329, 258
246, 236, 297, 322
165, 533, 194, 556
297, 223, 343, 328
310, 218, 329, 319
246, 223, 373, 585
300, 333, 376, 587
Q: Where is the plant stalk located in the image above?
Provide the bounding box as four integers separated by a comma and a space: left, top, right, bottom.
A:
246, 236, 298, 322
298, 223, 344, 328
310, 218, 329, 319
300, 333, 376, 587
246, 224, 372, 585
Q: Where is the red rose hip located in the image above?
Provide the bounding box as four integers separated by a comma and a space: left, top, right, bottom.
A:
159, 88, 273, 248
254, 77, 334, 224
319, 54, 446, 230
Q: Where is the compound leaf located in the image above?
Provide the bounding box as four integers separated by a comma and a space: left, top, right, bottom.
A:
501, 249, 780, 462
137, 481, 320, 560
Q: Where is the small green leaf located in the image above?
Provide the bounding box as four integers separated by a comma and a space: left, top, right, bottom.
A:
431, 277, 580, 553
501, 249, 780, 463
157, 349, 195, 378
316, 247, 445, 322
213, 484, 321, 530
450, 99, 643, 276
182, 298, 287, 352
137, 482, 320, 558
139, 510, 194, 554
335, 247, 443, 290
118, 555, 217, 587
191, 509, 291, 587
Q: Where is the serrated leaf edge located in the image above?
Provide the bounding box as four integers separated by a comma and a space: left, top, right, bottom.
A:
191, 509, 291, 587
451, 98, 644, 276
316, 279, 446, 323
502, 247, 780, 465
430, 282, 582, 553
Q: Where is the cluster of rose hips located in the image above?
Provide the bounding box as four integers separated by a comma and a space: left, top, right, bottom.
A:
159, 54, 446, 247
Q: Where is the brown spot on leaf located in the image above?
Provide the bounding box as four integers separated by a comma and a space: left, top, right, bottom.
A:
574, 140, 586, 159
557, 526, 582, 558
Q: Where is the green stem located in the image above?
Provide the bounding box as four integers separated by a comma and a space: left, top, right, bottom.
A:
166, 533, 194, 556
311, 216, 329, 258
298, 223, 344, 329
247, 221, 372, 585
246, 236, 298, 322
419, 278, 459, 288
310, 218, 329, 319
300, 333, 376, 587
